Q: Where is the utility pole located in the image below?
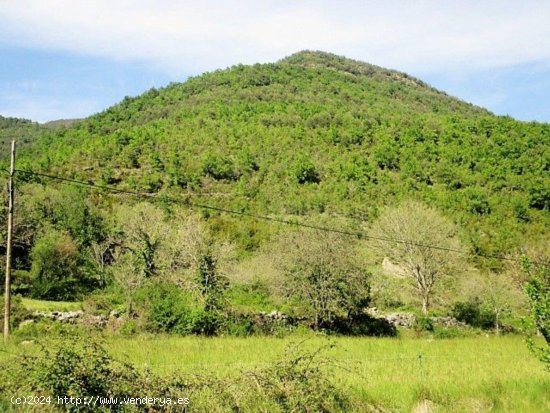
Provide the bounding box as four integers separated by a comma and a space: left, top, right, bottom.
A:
3, 140, 15, 344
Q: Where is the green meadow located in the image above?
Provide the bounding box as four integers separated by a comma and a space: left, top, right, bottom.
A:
2, 334, 547, 412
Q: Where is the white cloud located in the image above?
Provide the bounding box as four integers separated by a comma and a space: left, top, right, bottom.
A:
1, 0, 549, 76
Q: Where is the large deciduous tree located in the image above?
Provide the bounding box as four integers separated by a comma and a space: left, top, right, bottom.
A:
369, 201, 462, 314
275, 227, 370, 330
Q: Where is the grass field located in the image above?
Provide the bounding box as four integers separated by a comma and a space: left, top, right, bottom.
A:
95, 334, 550, 411
20, 297, 82, 312
1, 333, 547, 412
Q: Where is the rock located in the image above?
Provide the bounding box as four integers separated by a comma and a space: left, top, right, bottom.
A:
33, 310, 83, 322
382, 312, 416, 328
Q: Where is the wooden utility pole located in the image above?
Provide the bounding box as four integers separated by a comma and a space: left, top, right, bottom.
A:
3, 140, 15, 343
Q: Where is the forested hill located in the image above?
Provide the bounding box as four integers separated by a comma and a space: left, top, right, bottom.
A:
0, 116, 43, 155
3, 51, 550, 259
0, 115, 80, 158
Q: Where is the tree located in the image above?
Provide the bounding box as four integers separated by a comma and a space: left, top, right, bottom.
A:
116, 203, 165, 278
369, 201, 462, 314
112, 203, 232, 316
481, 272, 522, 334
275, 227, 370, 330
522, 253, 550, 369
30, 229, 82, 300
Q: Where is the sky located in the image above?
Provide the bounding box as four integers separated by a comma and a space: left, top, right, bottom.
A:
1, 0, 549, 123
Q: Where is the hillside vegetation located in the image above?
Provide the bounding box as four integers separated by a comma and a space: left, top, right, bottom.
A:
1, 50, 549, 412
4, 51, 548, 259
0, 115, 80, 160
0, 51, 548, 327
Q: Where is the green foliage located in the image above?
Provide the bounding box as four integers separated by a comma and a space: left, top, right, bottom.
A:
294, 156, 320, 184
414, 315, 434, 332
451, 298, 495, 329
0, 296, 31, 330
0, 115, 48, 160
82, 288, 125, 316
275, 228, 371, 329
333, 313, 397, 337
0, 50, 548, 329
523, 256, 550, 369
242, 343, 353, 412
0, 338, 354, 413
226, 282, 275, 312
202, 153, 238, 181
30, 229, 93, 300
135, 281, 219, 335
0, 339, 159, 412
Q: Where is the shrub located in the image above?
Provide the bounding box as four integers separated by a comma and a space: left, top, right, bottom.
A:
0, 339, 173, 413
294, 157, 320, 184
522, 255, 550, 370
221, 313, 255, 336
414, 315, 434, 332
13, 319, 86, 341
135, 281, 220, 335
0, 296, 31, 330
202, 153, 237, 180
30, 229, 91, 300
239, 343, 353, 412
82, 289, 125, 316
275, 228, 371, 330
333, 313, 397, 337
0, 338, 357, 413
451, 298, 495, 329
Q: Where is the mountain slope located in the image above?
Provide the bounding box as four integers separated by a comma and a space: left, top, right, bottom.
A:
4, 51, 550, 259
0, 116, 44, 158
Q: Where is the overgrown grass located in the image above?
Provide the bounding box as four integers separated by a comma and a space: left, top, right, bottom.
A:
20, 298, 82, 312
1, 334, 548, 412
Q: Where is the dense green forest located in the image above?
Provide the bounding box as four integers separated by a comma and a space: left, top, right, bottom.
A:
0, 115, 80, 159
0, 51, 548, 335
0, 116, 43, 155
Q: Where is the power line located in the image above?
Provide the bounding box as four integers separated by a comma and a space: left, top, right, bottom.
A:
13, 168, 523, 263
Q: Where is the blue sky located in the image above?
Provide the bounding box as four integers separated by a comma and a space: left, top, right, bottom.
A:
1, 1, 549, 123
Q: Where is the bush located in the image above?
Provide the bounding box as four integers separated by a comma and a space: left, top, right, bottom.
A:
135, 281, 220, 336
238, 343, 353, 412
30, 229, 93, 300
0, 339, 167, 413
0, 296, 31, 330
523, 256, 550, 370
414, 315, 434, 332
82, 289, 125, 316
452, 298, 495, 329
221, 313, 255, 336
332, 313, 397, 337
294, 158, 320, 184
13, 319, 86, 341
202, 153, 238, 181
